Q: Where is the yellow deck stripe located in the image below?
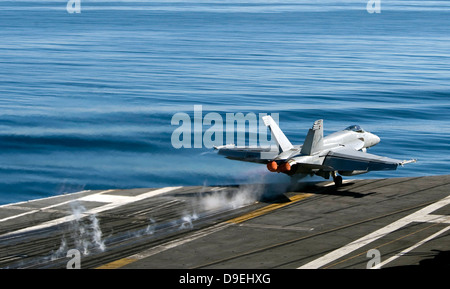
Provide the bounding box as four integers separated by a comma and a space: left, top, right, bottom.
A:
226, 193, 313, 224
96, 257, 137, 269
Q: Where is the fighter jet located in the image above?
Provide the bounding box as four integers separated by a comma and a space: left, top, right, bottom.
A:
214, 116, 416, 186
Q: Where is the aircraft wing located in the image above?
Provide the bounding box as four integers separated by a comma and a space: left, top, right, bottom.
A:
322, 147, 416, 172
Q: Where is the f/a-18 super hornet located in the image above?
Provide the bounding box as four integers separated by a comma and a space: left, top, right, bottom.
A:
214, 116, 416, 186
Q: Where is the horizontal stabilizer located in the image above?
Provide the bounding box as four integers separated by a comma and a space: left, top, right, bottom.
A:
214, 144, 279, 164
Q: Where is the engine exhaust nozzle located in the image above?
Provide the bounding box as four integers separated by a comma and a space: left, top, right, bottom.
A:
267, 161, 278, 172
278, 162, 291, 173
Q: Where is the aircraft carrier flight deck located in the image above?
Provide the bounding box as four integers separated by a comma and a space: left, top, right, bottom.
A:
0, 175, 449, 269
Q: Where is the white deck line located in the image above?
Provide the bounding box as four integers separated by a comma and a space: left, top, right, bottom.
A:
299, 194, 450, 269
0, 187, 182, 238
0, 190, 114, 223
373, 225, 450, 269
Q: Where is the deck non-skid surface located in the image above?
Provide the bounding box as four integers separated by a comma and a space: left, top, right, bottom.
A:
0, 175, 449, 269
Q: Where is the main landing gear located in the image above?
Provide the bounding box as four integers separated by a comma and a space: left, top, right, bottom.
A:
331, 171, 343, 187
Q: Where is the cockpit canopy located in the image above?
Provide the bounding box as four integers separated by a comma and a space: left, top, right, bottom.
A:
344, 125, 365, 133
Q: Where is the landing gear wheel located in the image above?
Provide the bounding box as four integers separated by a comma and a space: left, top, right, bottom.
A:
334, 175, 343, 187
331, 171, 343, 187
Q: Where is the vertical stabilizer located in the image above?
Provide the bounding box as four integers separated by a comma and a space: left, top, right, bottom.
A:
262, 115, 293, 152
300, 119, 323, 155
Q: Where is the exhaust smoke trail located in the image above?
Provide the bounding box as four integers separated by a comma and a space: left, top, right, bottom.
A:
176, 181, 268, 231
51, 201, 105, 260
198, 183, 265, 213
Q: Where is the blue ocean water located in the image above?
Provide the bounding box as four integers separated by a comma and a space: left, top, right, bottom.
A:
0, 1, 449, 205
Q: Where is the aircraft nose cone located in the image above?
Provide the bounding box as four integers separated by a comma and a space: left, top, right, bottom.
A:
371, 134, 381, 146
375, 135, 380, 143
